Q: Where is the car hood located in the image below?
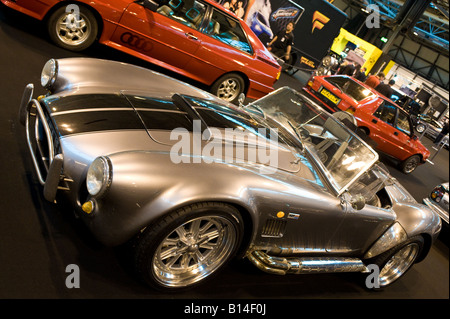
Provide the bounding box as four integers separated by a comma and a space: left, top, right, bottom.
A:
44, 93, 301, 174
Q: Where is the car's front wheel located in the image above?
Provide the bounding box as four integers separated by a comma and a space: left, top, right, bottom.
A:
47, 5, 98, 51
370, 236, 423, 288
133, 202, 244, 290
211, 73, 245, 104
399, 155, 421, 174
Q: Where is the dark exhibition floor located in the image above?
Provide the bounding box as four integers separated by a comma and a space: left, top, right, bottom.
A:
0, 3, 448, 306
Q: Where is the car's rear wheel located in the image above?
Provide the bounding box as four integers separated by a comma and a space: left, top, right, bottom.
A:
370, 236, 423, 288
416, 123, 426, 133
133, 202, 244, 290
47, 5, 98, 51
399, 155, 421, 174
211, 73, 245, 104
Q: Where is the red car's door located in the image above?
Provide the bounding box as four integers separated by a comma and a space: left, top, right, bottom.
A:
365, 101, 413, 160
391, 107, 417, 160
182, 6, 255, 84
110, 1, 205, 70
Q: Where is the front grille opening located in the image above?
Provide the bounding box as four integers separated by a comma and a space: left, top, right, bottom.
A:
28, 101, 61, 182
261, 219, 286, 238
35, 116, 50, 173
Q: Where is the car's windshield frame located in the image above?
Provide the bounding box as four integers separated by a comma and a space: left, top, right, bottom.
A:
246, 87, 379, 196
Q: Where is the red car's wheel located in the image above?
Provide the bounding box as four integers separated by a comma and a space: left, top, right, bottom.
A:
211, 73, 245, 104
47, 5, 98, 51
399, 155, 421, 174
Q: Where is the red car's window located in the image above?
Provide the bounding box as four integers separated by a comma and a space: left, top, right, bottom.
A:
374, 101, 412, 135
325, 76, 374, 101
157, 0, 207, 30
396, 109, 412, 135
205, 8, 252, 54
374, 102, 396, 126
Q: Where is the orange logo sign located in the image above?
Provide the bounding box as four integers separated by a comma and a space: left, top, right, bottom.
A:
312, 11, 330, 33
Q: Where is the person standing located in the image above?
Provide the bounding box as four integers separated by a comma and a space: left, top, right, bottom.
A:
375, 79, 395, 99
267, 22, 295, 64
337, 61, 356, 76
434, 119, 449, 146
354, 66, 367, 82
365, 72, 385, 88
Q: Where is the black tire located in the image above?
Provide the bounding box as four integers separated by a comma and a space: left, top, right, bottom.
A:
210, 73, 245, 104
367, 236, 424, 289
47, 5, 98, 51
399, 155, 421, 174
133, 202, 244, 291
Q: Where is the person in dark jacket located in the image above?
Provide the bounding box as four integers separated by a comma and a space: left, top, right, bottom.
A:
354, 66, 367, 82
375, 79, 395, 99
337, 61, 355, 76
434, 119, 449, 146
267, 22, 294, 63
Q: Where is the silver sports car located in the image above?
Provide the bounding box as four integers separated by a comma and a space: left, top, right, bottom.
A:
20, 58, 441, 291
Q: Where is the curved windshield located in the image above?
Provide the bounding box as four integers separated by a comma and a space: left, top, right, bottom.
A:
247, 87, 379, 195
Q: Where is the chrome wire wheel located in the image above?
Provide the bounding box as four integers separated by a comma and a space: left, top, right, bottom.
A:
55, 11, 91, 47
152, 215, 238, 288
378, 242, 420, 287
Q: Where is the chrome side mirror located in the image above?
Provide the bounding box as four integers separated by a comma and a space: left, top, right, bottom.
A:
142, 0, 159, 11
350, 194, 366, 210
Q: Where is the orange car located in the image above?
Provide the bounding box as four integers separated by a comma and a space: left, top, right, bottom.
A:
1, 0, 281, 103
304, 75, 430, 174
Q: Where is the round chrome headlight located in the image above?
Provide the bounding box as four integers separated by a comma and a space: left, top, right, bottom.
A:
86, 156, 112, 197
41, 59, 58, 89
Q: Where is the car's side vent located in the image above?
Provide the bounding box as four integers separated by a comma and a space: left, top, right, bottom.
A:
261, 219, 286, 238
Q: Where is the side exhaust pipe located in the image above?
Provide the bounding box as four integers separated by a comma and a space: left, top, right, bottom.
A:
248, 250, 368, 275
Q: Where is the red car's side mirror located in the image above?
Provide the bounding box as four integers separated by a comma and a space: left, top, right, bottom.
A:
142, 0, 159, 11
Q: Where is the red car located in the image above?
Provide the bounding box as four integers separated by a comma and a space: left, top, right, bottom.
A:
304, 75, 430, 174
1, 0, 281, 103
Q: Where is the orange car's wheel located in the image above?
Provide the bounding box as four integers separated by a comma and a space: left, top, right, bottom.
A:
399, 155, 421, 174
211, 73, 245, 104
47, 5, 98, 51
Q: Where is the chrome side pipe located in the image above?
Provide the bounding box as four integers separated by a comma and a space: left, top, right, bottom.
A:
248, 250, 369, 275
